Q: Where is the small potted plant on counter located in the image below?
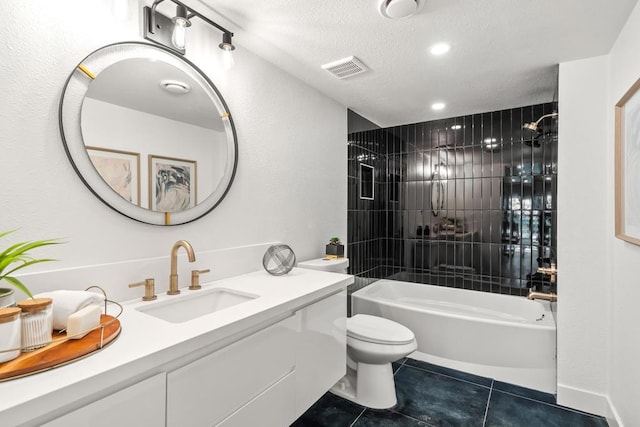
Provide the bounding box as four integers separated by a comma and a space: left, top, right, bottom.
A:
325, 237, 345, 258
0, 230, 62, 306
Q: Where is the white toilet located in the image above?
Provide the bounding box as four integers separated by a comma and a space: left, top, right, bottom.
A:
332, 314, 417, 409
297, 257, 417, 409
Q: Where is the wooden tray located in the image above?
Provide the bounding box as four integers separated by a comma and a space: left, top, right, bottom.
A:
0, 314, 121, 381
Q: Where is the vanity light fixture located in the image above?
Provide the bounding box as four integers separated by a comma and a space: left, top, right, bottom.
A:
171, 4, 191, 50
219, 32, 236, 70
144, 0, 235, 66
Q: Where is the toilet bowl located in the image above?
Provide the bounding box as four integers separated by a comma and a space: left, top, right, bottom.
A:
296, 258, 416, 409
331, 314, 417, 409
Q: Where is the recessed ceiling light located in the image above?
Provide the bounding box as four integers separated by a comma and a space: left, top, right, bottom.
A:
378, 0, 419, 19
432, 102, 445, 110
451, 124, 462, 130
430, 43, 451, 56
160, 79, 191, 94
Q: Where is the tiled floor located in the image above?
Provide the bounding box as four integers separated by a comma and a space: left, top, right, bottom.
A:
292, 358, 608, 427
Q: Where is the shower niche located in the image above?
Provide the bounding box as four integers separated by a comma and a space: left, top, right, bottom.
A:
347, 102, 558, 296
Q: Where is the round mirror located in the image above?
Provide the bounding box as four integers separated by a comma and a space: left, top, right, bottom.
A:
59, 42, 237, 225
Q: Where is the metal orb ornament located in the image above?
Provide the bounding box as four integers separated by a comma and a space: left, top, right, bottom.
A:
262, 244, 296, 276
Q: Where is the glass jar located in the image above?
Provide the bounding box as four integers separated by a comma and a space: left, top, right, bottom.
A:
0, 307, 21, 362
18, 298, 53, 351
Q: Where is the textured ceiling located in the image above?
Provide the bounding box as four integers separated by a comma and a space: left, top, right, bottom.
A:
193, 0, 637, 127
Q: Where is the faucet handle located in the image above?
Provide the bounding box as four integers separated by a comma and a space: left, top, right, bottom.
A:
189, 269, 211, 290
129, 278, 157, 301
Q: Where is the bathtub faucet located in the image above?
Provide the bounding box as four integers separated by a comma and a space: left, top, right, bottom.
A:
527, 289, 557, 302
537, 261, 557, 284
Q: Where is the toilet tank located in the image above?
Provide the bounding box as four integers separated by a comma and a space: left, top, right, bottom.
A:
297, 257, 349, 274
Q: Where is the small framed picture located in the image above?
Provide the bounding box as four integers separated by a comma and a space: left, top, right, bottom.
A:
86, 146, 140, 205
360, 163, 374, 200
615, 77, 640, 245
149, 155, 197, 212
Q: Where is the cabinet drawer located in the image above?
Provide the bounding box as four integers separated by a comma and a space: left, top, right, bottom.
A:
216, 371, 295, 427
42, 373, 166, 427
167, 315, 297, 427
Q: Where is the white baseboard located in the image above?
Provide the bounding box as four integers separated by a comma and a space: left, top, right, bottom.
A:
557, 384, 622, 426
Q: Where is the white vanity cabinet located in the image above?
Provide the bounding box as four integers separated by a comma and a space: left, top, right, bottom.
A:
166, 315, 298, 426
2, 277, 349, 427
166, 289, 346, 426
41, 373, 166, 427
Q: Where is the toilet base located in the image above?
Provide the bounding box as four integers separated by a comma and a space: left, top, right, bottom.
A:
330, 362, 397, 409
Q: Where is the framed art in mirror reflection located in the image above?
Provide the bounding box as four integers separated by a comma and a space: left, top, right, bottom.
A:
149, 155, 197, 213
87, 146, 140, 205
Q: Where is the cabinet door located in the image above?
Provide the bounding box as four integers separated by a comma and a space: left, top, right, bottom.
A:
167, 316, 297, 427
295, 290, 347, 416
42, 373, 166, 427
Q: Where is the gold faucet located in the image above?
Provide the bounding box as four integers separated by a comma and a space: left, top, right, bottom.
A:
169, 240, 196, 295
537, 261, 557, 284
527, 289, 557, 302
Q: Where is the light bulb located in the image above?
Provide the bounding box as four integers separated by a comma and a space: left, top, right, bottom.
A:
172, 18, 188, 49
222, 48, 234, 70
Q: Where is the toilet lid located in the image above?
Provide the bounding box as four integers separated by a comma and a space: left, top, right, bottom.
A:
347, 314, 415, 345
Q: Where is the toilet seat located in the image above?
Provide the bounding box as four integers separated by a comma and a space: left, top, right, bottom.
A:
347, 314, 415, 345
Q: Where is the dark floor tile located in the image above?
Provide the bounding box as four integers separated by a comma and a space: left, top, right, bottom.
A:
290, 392, 364, 427
485, 390, 609, 427
404, 358, 493, 387
492, 380, 556, 404
353, 409, 431, 426
393, 365, 490, 426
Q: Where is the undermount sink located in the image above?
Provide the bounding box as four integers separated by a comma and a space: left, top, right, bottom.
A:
136, 288, 258, 323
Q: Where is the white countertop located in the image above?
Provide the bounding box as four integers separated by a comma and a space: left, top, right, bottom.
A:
0, 268, 352, 424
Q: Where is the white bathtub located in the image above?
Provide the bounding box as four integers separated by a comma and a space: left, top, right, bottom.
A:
352, 280, 557, 393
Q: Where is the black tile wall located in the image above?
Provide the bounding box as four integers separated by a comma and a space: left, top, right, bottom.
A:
347, 103, 558, 296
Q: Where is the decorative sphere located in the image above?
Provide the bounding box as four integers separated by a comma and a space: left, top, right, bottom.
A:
262, 244, 296, 276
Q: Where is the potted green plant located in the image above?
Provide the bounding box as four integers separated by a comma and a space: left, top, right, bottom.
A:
325, 237, 345, 258
0, 230, 62, 305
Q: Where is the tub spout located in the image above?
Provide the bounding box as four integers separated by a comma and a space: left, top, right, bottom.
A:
527, 289, 557, 302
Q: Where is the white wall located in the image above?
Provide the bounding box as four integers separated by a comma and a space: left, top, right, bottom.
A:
559, 1, 640, 425
0, 1, 346, 298
557, 55, 612, 415
607, 2, 640, 425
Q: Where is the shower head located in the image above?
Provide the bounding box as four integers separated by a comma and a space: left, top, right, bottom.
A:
522, 121, 540, 133
522, 112, 558, 135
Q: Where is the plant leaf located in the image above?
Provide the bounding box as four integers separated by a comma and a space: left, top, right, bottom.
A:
2, 276, 33, 299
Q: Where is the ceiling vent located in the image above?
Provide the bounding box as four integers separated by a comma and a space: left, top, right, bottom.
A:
321, 56, 368, 79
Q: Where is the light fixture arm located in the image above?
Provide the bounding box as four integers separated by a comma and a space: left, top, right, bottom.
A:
148, 0, 165, 35
166, 0, 234, 36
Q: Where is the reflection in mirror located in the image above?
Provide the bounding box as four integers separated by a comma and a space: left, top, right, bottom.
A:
81, 58, 226, 211
60, 42, 237, 225
430, 161, 446, 216
360, 164, 374, 200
